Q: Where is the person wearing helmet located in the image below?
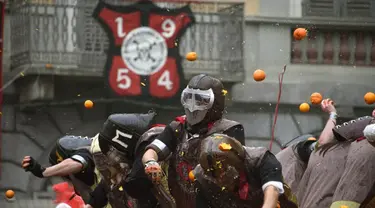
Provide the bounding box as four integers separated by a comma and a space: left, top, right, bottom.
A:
22, 135, 98, 203
275, 134, 317, 197
192, 133, 297, 208
86, 112, 172, 208
141, 74, 245, 208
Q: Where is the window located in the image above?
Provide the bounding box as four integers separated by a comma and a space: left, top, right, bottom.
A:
302, 0, 375, 17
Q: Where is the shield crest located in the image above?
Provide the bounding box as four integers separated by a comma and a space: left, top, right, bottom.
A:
93, 1, 195, 102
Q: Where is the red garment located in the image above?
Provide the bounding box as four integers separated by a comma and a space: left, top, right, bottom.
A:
53, 182, 84, 208
175, 115, 186, 124
175, 115, 214, 130
238, 171, 249, 200
151, 124, 166, 127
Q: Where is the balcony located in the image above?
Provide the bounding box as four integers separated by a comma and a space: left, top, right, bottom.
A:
8, 0, 245, 82
233, 15, 375, 107
291, 29, 375, 66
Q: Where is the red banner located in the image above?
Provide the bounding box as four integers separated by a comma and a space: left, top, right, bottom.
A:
0, 0, 5, 178
93, 1, 195, 105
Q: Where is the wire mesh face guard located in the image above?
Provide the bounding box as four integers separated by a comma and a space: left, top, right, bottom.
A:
181, 87, 214, 112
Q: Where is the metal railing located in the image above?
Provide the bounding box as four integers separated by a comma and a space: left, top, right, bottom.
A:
9, 0, 245, 81
291, 29, 375, 66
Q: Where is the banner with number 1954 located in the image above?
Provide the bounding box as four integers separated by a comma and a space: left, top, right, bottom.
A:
93, 1, 195, 103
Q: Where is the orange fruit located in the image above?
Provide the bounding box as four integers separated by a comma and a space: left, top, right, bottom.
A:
307, 137, 317, 141
310, 92, 323, 105
293, 28, 307, 40
84, 100, 94, 109
253, 69, 266, 82
364, 92, 375, 105
186, 52, 197, 61
299, 103, 310, 113
5, 190, 15, 199
188, 170, 195, 181
45, 63, 53, 69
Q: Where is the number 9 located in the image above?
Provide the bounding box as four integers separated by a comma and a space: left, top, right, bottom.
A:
161, 19, 176, 39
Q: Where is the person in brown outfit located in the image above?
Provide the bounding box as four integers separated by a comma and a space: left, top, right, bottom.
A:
330, 114, 375, 208
297, 99, 373, 208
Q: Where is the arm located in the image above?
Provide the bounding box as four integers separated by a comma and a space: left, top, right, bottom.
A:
43, 158, 83, 177
44, 151, 93, 177
142, 123, 179, 165
258, 151, 284, 208
142, 149, 159, 165
262, 186, 280, 208
318, 99, 337, 146
22, 156, 84, 178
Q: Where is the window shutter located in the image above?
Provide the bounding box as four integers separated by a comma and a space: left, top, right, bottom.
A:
343, 0, 374, 17
302, 0, 340, 17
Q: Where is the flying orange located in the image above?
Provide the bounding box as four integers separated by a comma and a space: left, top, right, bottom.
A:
253, 69, 266, 82
293, 28, 307, 40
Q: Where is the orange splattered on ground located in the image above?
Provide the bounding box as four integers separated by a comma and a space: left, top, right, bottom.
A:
188, 170, 195, 181
219, 143, 232, 151
186, 52, 197, 61
310, 92, 323, 105
364, 92, 375, 105
293, 28, 307, 40
253, 69, 266, 82
84, 100, 94, 109
5, 190, 15, 199
299, 103, 310, 113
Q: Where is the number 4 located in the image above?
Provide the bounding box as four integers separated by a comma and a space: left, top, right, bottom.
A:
157, 70, 173, 91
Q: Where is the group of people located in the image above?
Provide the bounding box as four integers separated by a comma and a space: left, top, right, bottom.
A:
20, 74, 375, 208
276, 99, 375, 208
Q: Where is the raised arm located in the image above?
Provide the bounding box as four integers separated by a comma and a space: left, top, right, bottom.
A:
318, 99, 337, 146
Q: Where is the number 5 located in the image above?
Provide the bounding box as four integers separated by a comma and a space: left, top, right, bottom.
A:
117, 68, 131, 89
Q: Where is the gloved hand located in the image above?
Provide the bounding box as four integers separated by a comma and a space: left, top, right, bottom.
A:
144, 160, 162, 184
22, 156, 45, 178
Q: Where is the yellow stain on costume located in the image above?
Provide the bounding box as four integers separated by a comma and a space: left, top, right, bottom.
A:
222, 89, 228, 96
219, 143, 232, 151
56, 151, 63, 163
340, 206, 349, 208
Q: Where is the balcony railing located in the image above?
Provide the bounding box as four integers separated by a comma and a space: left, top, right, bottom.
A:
9, 0, 245, 82
291, 29, 375, 66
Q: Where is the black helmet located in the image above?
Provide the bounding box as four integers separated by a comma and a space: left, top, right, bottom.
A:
181, 74, 225, 128
98, 111, 156, 160
295, 138, 317, 163
49, 135, 92, 166
281, 134, 315, 149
